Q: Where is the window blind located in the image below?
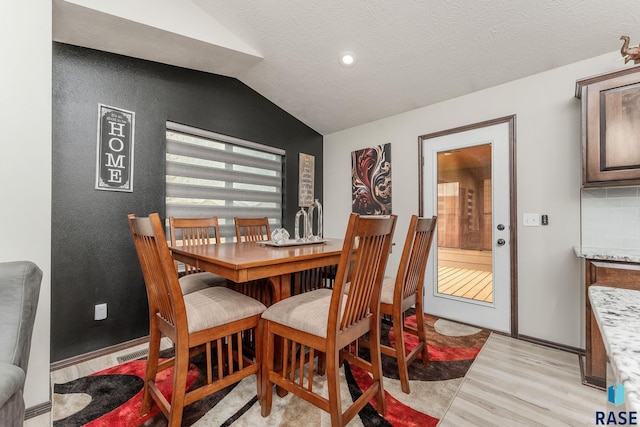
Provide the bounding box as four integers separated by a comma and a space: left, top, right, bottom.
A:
166, 123, 284, 241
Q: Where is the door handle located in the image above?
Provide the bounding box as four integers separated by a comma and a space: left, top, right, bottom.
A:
497, 238, 506, 246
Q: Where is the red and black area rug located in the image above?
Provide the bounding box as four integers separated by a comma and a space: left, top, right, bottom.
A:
53, 314, 489, 426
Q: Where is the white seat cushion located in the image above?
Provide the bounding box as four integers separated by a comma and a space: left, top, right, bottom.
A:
379, 276, 396, 305
344, 276, 395, 305
183, 287, 266, 333
179, 271, 227, 295
261, 288, 334, 338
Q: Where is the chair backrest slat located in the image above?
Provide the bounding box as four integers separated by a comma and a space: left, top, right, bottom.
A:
170, 217, 220, 246
330, 213, 397, 337
130, 213, 188, 331
234, 217, 271, 242
398, 215, 437, 301
169, 217, 221, 274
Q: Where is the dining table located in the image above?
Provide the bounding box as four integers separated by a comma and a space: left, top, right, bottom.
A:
170, 238, 344, 303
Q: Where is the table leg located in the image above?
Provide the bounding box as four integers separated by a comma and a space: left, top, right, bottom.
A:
267, 274, 291, 303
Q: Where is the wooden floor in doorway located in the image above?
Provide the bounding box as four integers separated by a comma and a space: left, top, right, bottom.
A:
438, 265, 493, 303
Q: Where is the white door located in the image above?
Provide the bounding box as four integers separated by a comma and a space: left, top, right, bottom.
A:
421, 120, 512, 333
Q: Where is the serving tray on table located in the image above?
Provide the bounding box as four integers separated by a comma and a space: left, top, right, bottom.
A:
259, 239, 328, 247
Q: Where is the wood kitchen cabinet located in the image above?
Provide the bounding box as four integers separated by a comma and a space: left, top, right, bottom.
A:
584, 259, 640, 388
576, 66, 640, 187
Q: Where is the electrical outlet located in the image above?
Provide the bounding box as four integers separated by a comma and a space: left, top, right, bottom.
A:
523, 213, 540, 227
95, 303, 107, 321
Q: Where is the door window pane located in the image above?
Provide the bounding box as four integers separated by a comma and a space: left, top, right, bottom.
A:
436, 144, 493, 303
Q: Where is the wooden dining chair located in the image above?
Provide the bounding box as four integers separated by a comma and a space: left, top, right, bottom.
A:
260, 213, 397, 426
234, 217, 271, 242
230, 216, 274, 305
128, 213, 266, 427
169, 216, 227, 294
361, 214, 437, 394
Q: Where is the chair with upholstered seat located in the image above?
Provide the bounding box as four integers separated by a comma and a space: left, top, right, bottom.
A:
260, 213, 397, 426
231, 216, 274, 306
234, 217, 271, 242
362, 214, 437, 394
169, 216, 227, 294
128, 213, 266, 427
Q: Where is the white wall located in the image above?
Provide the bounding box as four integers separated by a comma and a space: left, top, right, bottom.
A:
1, 1, 52, 409
324, 52, 625, 348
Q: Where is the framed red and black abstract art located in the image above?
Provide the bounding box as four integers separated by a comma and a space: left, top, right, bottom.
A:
351, 143, 392, 215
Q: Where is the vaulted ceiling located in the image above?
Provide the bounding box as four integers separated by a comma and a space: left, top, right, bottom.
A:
53, 0, 640, 135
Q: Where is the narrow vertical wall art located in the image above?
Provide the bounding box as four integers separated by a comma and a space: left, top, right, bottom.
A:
351, 143, 392, 215
298, 153, 315, 207
95, 104, 135, 192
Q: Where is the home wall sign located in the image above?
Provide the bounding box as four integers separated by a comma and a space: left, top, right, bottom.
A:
95, 104, 135, 192
351, 143, 392, 215
298, 153, 315, 207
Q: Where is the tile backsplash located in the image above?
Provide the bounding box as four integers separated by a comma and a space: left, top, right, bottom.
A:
581, 186, 640, 250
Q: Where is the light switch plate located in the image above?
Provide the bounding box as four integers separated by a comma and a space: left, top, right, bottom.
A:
95, 303, 107, 321
523, 213, 540, 227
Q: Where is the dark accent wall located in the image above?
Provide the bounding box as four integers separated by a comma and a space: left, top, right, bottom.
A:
52, 42, 323, 362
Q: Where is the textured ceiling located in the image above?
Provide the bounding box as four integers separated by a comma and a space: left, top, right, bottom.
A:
54, 0, 640, 135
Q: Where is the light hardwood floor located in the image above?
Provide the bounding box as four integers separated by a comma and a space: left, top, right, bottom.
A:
439, 334, 605, 426
25, 334, 604, 426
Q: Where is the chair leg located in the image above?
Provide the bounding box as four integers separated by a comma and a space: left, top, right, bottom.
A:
256, 319, 263, 401
317, 351, 326, 375
415, 306, 429, 365
141, 327, 161, 415
369, 317, 386, 415
260, 321, 274, 417
168, 346, 189, 427
326, 347, 344, 427
394, 312, 411, 394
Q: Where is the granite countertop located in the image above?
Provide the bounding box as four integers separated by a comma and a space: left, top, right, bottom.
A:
575, 246, 640, 263
589, 286, 640, 412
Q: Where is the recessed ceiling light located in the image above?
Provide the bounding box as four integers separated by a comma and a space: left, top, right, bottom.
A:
339, 51, 357, 66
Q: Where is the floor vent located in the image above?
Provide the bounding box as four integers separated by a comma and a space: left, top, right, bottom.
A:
117, 348, 149, 364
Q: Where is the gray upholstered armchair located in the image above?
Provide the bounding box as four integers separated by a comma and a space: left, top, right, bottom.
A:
0, 261, 42, 427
